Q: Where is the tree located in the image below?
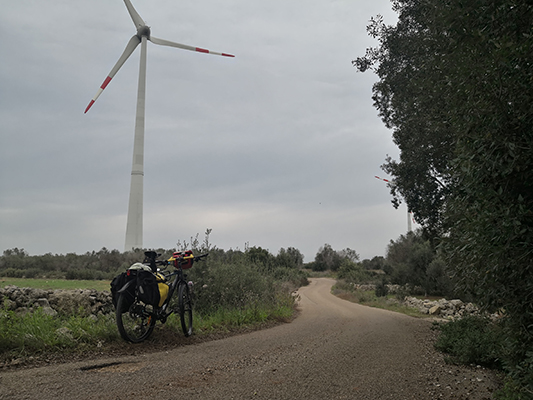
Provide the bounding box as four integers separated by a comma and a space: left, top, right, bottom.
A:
355, 0, 533, 392
337, 259, 370, 284
313, 244, 340, 271
386, 231, 440, 294
1, 248, 29, 270
246, 246, 274, 269
361, 256, 391, 274
353, 6, 455, 235
313, 245, 361, 272
337, 248, 360, 263
276, 247, 304, 269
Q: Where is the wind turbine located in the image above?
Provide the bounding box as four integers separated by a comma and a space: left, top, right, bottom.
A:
85, 0, 234, 252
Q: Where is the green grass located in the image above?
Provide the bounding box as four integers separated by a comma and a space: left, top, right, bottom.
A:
331, 284, 430, 318
433, 316, 504, 368
0, 277, 111, 291
0, 289, 297, 365
192, 302, 294, 334
0, 307, 120, 360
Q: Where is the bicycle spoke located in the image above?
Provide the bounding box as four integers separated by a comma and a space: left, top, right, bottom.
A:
116, 293, 156, 343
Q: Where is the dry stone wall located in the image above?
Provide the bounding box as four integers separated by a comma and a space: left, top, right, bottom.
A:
350, 284, 482, 320
1, 283, 483, 320
403, 296, 481, 319
0, 285, 114, 317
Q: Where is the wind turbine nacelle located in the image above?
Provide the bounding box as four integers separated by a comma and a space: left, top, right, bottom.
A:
136, 25, 151, 39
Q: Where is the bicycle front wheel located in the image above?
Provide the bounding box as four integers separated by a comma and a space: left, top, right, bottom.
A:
116, 293, 156, 343
178, 282, 193, 337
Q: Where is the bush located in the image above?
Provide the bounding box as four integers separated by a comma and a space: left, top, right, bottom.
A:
65, 269, 102, 280
337, 260, 370, 283
270, 267, 308, 288
191, 261, 275, 314
375, 278, 389, 297
1, 268, 24, 278
434, 316, 504, 369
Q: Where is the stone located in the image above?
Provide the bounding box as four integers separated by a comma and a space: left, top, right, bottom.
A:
33, 298, 51, 308
56, 327, 74, 340
41, 306, 58, 317
1, 298, 17, 311
450, 299, 464, 308
429, 305, 442, 315
1, 286, 115, 318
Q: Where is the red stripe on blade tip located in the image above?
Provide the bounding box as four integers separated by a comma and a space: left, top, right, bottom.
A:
84, 100, 95, 114
101, 76, 112, 89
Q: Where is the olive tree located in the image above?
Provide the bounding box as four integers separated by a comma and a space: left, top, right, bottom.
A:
354, 0, 533, 392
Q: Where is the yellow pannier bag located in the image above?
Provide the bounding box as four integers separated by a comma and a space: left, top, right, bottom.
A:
155, 273, 169, 307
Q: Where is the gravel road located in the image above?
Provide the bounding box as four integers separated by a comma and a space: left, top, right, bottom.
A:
0, 278, 501, 399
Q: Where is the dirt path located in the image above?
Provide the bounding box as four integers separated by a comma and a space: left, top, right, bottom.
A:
0, 278, 500, 399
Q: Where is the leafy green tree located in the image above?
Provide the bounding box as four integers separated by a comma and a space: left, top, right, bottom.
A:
386, 231, 439, 294
313, 244, 342, 271
1, 248, 29, 270
353, 6, 455, 235
355, 0, 533, 393
337, 260, 370, 284
337, 248, 360, 263
246, 246, 274, 269
276, 247, 304, 269
313, 245, 361, 272
361, 256, 388, 271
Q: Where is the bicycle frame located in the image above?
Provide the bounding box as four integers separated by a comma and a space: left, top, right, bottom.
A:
115, 251, 206, 342
159, 266, 187, 316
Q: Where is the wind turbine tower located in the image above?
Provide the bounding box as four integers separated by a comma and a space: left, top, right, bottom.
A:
85, 0, 234, 251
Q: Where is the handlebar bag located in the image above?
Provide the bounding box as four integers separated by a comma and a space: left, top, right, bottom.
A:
172, 250, 194, 269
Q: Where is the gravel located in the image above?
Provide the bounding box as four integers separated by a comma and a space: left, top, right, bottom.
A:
0, 278, 501, 399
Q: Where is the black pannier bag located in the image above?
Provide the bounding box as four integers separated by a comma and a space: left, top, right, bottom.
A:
110, 271, 136, 312
136, 270, 161, 307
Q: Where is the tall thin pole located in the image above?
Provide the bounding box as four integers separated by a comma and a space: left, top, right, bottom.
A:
124, 35, 147, 251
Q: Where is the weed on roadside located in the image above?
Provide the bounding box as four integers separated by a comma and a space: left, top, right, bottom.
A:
331, 282, 429, 318
433, 316, 503, 369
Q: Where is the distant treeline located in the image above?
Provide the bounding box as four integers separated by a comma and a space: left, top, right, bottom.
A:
0, 245, 306, 282
0, 230, 460, 296
1, 230, 453, 297
0, 247, 147, 280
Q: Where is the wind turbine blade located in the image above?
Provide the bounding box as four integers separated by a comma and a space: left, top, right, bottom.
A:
85, 35, 141, 113
123, 0, 146, 29
150, 36, 235, 57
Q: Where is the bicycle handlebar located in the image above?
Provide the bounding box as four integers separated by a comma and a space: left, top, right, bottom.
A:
143, 251, 209, 270
194, 253, 209, 261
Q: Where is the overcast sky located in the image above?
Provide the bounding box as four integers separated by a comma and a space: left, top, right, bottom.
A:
0, 0, 406, 261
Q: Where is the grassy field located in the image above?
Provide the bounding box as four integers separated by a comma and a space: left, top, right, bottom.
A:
0, 277, 111, 291
331, 285, 430, 318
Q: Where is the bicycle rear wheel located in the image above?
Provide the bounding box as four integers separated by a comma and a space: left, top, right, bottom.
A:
178, 282, 193, 337
116, 293, 156, 343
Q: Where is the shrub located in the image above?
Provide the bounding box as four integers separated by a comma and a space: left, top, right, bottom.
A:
434, 316, 504, 369
191, 261, 275, 314
270, 267, 308, 288
337, 260, 371, 283
375, 278, 389, 297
